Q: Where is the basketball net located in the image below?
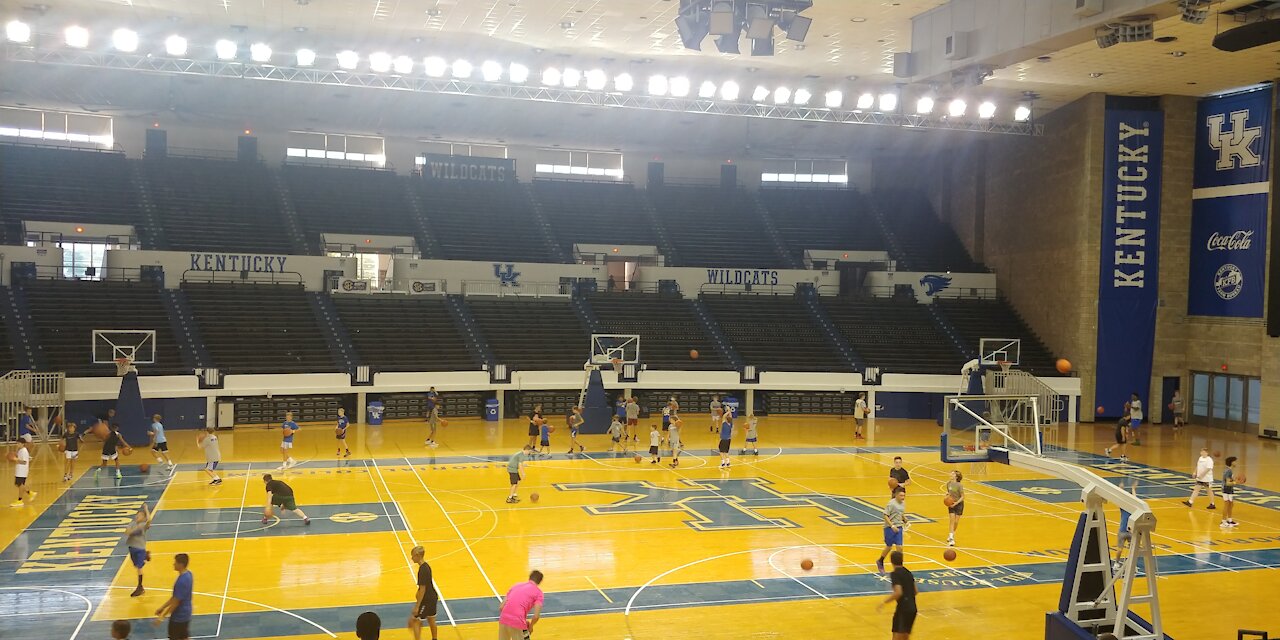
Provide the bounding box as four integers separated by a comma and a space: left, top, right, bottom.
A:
114, 356, 136, 377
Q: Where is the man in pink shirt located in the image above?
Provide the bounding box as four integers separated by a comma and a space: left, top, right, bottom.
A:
498, 570, 544, 639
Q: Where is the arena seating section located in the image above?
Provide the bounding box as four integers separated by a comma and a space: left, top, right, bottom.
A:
0, 146, 149, 246
535, 180, 661, 254
419, 180, 555, 262
284, 165, 419, 252
466, 298, 591, 370
873, 189, 985, 273
700, 293, 851, 371
821, 296, 961, 374
181, 282, 340, 374
331, 294, 479, 371
648, 185, 786, 268
935, 298, 1061, 376
759, 188, 885, 262
587, 292, 729, 370
21, 280, 187, 376
144, 157, 294, 254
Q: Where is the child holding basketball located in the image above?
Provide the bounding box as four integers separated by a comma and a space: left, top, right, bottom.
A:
61, 421, 82, 482
566, 406, 585, 455
668, 416, 683, 468
1221, 456, 1239, 528
740, 412, 759, 456
945, 470, 964, 547
889, 457, 911, 496
279, 411, 298, 470
95, 423, 131, 480
648, 424, 662, 464
335, 408, 350, 458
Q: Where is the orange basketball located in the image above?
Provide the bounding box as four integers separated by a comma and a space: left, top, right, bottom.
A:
121, 446, 133, 457
56, 441, 66, 453
611, 357, 622, 365
943, 549, 957, 562
283, 427, 294, 437
1096, 406, 1105, 415
634, 454, 642, 463
800, 559, 814, 571
1213, 450, 1222, 458
440, 418, 449, 428
1236, 474, 1247, 484
689, 349, 699, 360
943, 495, 957, 508
548, 426, 556, 433
1055, 358, 1072, 374
5, 451, 15, 463
888, 477, 899, 490
530, 492, 540, 503
139, 463, 150, 473
90, 422, 110, 439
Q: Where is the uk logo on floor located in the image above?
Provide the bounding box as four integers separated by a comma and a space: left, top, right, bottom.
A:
556, 478, 929, 531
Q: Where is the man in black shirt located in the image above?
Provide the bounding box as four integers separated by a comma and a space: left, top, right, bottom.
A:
878, 550, 917, 638
261, 474, 311, 525
889, 457, 911, 496
408, 545, 439, 640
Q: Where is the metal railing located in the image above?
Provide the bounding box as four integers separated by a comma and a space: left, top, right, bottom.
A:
181, 269, 305, 286
1, 370, 66, 443
460, 280, 572, 298
323, 243, 419, 257
989, 366, 1064, 426
698, 282, 800, 296
30, 264, 151, 282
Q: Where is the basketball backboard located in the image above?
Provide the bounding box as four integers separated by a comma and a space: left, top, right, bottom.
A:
979, 338, 1021, 366
92, 330, 157, 365
590, 334, 640, 365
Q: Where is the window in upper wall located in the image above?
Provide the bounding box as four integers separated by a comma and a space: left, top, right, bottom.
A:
286, 132, 386, 166
761, 159, 848, 185
534, 149, 623, 179
0, 107, 114, 147
414, 141, 509, 164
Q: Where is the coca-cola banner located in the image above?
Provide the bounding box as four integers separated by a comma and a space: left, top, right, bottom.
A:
1188, 87, 1272, 317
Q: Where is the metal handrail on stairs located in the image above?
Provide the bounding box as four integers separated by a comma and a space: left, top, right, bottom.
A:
2, 370, 67, 443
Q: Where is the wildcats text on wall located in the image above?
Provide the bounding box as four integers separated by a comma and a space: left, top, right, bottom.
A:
421, 154, 516, 183
1095, 106, 1163, 415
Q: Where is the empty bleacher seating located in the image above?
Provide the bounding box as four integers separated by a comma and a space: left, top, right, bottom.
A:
182, 282, 340, 374
759, 188, 886, 262
535, 180, 660, 254
874, 189, 985, 273
700, 293, 851, 371
0, 145, 150, 245
0, 299, 15, 373
418, 180, 555, 263
587, 291, 728, 369
648, 185, 786, 268
821, 296, 961, 374
283, 165, 418, 250
21, 279, 186, 376
144, 157, 294, 254
935, 298, 1061, 376
330, 294, 479, 371
466, 298, 590, 370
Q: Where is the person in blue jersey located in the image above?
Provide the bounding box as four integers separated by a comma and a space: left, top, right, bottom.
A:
424, 386, 441, 448
125, 503, 155, 597
154, 553, 193, 640
149, 414, 176, 472
279, 410, 299, 470
17, 406, 36, 446
538, 414, 552, 457
615, 395, 629, 441
335, 407, 351, 458
717, 409, 734, 468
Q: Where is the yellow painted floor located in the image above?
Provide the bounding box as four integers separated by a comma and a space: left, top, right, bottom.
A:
2, 415, 1279, 639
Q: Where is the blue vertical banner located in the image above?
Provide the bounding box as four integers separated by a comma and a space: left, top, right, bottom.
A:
1188, 87, 1272, 317
1096, 108, 1163, 415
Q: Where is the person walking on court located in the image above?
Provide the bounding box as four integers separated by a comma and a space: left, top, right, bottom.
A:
889, 457, 911, 495
537, 412, 553, 458
717, 408, 734, 468
149, 414, 176, 472
408, 545, 439, 640
335, 407, 351, 458
668, 416, 683, 468
527, 405, 544, 451
607, 415, 624, 453
877, 550, 917, 639
1104, 416, 1129, 462
154, 553, 193, 640
17, 406, 36, 447
506, 444, 532, 504
61, 421, 82, 482
198, 427, 222, 485
8, 439, 35, 507
945, 470, 965, 547
1127, 392, 1143, 445
424, 386, 442, 448
854, 392, 868, 439
648, 424, 662, 464
498, 570, 544, 640
1221, 456, 1240, 527
626, 397, 640, 443
566, 406, 585, 455
126, 504, 155, 596
95, 423, 131, 480
1170, 389, 1185, 432
261, 473, 311, 525
1183, 447, 1216, 510
876, 487, 907, 574
279, 411, 299, 470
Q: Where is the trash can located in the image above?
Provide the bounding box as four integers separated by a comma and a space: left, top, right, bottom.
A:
485, 398, 500, 422
723, 397, 740, 417
367, 401, 385, 426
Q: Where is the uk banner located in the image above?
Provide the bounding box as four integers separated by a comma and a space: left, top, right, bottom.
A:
1188, 87, 1271, 317
1095, 108, 1162, 415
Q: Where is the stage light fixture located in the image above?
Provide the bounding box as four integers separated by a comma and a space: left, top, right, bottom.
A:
65, 26, 90, 48
249, 42, 272, 63
699, 81, 717, 98
393, 55, 414, 74
1014, 104, 1031, 122
562, 67, 582, 88
6, 20, 30, 43
295, 48, 316, 66
451, 59, 473, 78
716, 34, 741, 54
915, 96, 935, 114
165, 35, 188, 56
482, 60, 504, 82
786, 89, 809, 107
112, 28, 138, 52
752, 85, 770, 102
509, 63, 529, 83
720, 81, 740, 100
614, 73, 634, 91
773, 87, 791, 104
948, 98, 967, 117
878, 92, 898, 112
368, 53, 391, 72
648, 75, 669, 96
709, 1, 736, 36
855, 93, 874, 110
676, 1, 710, 51
215, 39, 238, 60
542, 67, 562, 86
670, 76, 691, 97
336, 50, 359, 69
746, 4, 775, 40
824, 90, 843, 108
784, 14, 812, 41
423, 56, 447, 77
1095, 26, 1119, 49
978, 101, 996, 119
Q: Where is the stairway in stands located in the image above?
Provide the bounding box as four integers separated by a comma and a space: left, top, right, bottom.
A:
443, 295, 495, 368
748, 191, 804, 269
160, 288, 211, 370
306, 292, 361, 372
795, 285, 864, 371
402, 179, 444, 260
269, 172, 313, 254
0, 285, 39, 371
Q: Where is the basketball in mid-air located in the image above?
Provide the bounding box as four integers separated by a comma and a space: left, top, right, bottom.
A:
689, 349, 699, 360
1096, 406, 1105, 415
800, 559, 814, 571
1055, 358, 1072, 374
943, 549, 957, 562
440, 419, 449, 427
1213, 450, 1222, 458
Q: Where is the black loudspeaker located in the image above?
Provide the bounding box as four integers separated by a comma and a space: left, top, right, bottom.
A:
9, 262, 36, 284
721, 163, 737, 189
1213, 18, 1280, 52
648, 162, 665, 188
145, 128, 167, 159
237, 135, 258, 162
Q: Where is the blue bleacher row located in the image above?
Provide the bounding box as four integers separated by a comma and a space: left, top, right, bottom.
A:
0, 144, 1059, 378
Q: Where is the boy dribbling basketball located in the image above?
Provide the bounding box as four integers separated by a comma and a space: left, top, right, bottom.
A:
279, 411, 298, 470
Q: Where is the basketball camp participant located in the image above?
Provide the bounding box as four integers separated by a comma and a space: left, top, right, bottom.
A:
261, 473, 311, 525
877, 550, 918, 639
335, 407, 351, 458
424, 386, 441, 448
149, 414, 176, 472
607, 414, 624, 453
506, 444, 533, 504
566, 406, 585, 455
717, 407, 734, 468
154, 553, 193, 640
1184, 447, 1216, 510
497, 570, 544, 640
1221, 456, 1240, 528
668, 415, 683, 468
279, 410, 299, 470
538, 414, 552, 457
740, 412, 759, 456
615, 395, 629, 440
1170, 388, 1185, 432
125, 503, 154, 597
8, 439, 34, 507
95, 423, 131, 480
17, 406, 36, 447
61, 421, 82, 482
648, 424, 662, 464
625, 396, 640, 442
889, 457, 911, 496
709, 394, 723, 433
1128, 392, 1143, 445
1104, 415, 1129, 462
527, 404, 544, 451
198, 427, 222, 485
945, 470, 965, 547
408, 545, 439, 640
876, 487, 907, 574
854, 392, 868, 439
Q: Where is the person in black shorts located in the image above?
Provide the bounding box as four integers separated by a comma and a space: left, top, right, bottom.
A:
1104, 416, 1129, 462
408, 545, 439, 640
889, 457, 911, 496
261, 474, 311, 525
527, 404, 543, 450
878, 550, 917, 639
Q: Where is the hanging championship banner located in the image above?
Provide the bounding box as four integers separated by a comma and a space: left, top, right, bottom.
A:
420, 154, 516, 183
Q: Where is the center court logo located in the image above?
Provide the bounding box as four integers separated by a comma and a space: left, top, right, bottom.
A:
1214, 263, 1243, 300
919, 274, 952, 296
1207, 109, 1262, 171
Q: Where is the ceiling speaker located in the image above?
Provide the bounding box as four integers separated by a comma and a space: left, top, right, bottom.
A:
1213, 18, 1280, 52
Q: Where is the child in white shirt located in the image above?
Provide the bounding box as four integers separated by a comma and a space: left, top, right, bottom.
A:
1183, 448, 1216, 510
648, 424, 662, 464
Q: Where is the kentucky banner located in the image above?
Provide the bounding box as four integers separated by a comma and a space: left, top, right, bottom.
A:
1095, 108, 1162, 415
420, 153, 516, 183
1188, 87, 1272, 317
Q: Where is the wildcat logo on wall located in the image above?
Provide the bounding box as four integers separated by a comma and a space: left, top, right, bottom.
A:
1207, 110, 1263, 171
493, 263, 521, 286
919, 274, 953, 296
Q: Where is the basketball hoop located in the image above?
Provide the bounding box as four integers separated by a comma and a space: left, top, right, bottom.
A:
997, 360, 1013, 374
610, 357, 623, 375
114, 357, 135, 377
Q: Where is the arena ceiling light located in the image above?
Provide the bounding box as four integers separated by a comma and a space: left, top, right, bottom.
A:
977, 101, 997, 119
336, 50, 359, 69
752, 85, 770, 102
5, 20, 31, 43
614, 73, 634, 92
451, 59, 473, 78
295, 48, 316, 66
855, 92, 874, 110
915, 95, 935, 114
508, 63, 529, 83
164, 35, 188, 57
824, 90, 843, 108
541, 67, 562, 86
585, 69, 608, 91
878, 92, 898, 112
393, 55, 414, 74
65, 26, 90, 48
369, 52, 392, 72
481, 60, 504, 82
423, 56, 447, 77
698, 80, 717, 99
648, 74, 669, 96
792, 88, 811, 105
773, 86, 792, 104
948, 98, 967, 117
562, 67, 582, 88
669, 76, 691, 97
111, 28, 138, 53
215, 39, 238, 60
1014, 104, 1031, 122
249, 42, 272, 63
720, 80, 740, 100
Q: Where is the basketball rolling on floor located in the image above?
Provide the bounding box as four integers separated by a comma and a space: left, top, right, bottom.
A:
1, 417, 1278, 639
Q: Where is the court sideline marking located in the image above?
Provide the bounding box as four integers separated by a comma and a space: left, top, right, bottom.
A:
403, 455, 503, 600
213, 462, 251, 638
